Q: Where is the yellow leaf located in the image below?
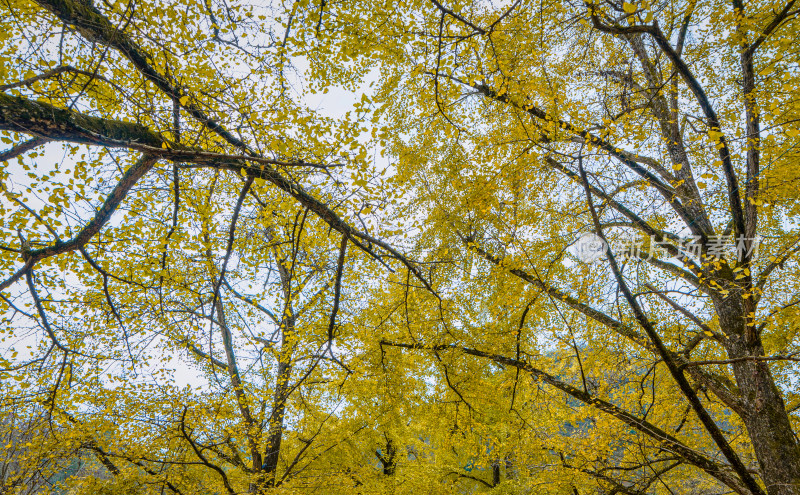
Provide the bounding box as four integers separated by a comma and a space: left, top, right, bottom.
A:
787, 129, 799, 138
179, 95, 189, 106
622, 2, 637, 13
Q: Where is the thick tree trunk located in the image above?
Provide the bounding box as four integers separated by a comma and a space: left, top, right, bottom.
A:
717, 298, 800, 495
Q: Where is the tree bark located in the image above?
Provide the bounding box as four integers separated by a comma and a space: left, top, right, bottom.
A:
716, 297, 800, 495
261, 257, 297, 489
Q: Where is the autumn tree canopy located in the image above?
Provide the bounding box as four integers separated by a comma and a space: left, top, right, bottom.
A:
1, 0, 800, 493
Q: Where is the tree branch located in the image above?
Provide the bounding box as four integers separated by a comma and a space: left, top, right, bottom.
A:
380, 339, 750, 495
577, 157, 764, 495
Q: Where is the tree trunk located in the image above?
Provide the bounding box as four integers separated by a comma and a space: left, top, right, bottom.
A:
260, 256, 298, 490
378, 437, 397, 475
717, 297, 800, 495
261, 327, 294, 488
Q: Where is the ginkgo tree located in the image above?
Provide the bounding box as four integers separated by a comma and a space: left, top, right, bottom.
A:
0, 0, 394, 493
2, 0, 800, 494
314, 1, 800, 493
298, 0, 800, 493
